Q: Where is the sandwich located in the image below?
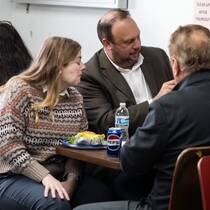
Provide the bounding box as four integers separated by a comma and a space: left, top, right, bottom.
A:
68, 131, 105, 145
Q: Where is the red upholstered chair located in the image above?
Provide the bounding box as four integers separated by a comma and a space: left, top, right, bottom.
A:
168, 146, 210, 210
197, 156, 210, 210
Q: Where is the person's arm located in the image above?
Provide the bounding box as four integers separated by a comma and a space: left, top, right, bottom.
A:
0, 83, 69, 200
143, 47, 175, 102
153, 80, 177, 101
0, 84, 50, 182
61, 159, 81, 197
120, 101, 169, 175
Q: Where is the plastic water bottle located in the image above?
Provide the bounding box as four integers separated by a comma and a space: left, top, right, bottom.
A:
115, 102, 129, 146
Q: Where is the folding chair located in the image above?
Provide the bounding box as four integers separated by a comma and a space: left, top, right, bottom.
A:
198, 156, 210, 210
168, 146, 210, 210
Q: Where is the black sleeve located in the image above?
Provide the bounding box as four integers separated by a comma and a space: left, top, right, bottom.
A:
120, 101, 169, 176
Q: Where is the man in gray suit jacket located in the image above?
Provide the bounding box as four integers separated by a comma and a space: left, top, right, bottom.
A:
78, 9, 175, 136
74, 24, 210, 210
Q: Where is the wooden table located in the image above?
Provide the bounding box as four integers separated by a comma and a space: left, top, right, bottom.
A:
56, 146, 121, 170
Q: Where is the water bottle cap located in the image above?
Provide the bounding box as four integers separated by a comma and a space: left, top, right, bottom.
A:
120, 102, 126, 106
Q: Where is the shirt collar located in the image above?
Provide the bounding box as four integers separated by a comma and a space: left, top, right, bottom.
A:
104, 49, 144, 73
42, 86, 70, 98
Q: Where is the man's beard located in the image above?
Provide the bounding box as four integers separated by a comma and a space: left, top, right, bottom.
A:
112, 52, 140, 69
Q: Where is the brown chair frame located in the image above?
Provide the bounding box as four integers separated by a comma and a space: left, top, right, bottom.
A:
168, 146, 210, 210
197, 155, 210, 210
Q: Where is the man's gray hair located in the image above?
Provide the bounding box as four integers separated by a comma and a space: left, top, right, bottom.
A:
169, 24, 210, 72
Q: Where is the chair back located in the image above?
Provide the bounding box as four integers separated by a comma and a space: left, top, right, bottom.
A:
198, 156, 210, 210
168, 146, 210, 210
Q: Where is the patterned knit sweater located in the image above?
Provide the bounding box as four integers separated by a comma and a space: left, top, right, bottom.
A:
0, 79, 88, 182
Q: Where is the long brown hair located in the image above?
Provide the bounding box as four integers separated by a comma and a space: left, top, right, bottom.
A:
1, 36, 81, 120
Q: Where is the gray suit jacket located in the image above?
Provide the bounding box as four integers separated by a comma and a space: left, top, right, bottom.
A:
78, 47, 173, 135
121, 70, 210, 210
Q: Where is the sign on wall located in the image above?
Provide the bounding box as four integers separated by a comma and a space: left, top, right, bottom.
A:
194, 0, 210, 29
15, 0, 128, 9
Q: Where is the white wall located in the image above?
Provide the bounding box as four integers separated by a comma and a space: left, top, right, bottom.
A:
0, 0, 194, 61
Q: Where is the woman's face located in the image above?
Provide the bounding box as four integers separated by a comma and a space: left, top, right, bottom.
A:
60, 51, 85, 89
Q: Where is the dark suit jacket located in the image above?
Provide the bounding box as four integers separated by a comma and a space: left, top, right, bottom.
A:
121, 70, 210, 210
78, 47, 173, 135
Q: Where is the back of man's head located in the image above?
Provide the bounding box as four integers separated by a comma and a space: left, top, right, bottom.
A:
169, 24, 210, 72
97, 9, 130, 44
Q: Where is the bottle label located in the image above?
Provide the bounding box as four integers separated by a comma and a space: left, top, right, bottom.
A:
115, 116, 129, 127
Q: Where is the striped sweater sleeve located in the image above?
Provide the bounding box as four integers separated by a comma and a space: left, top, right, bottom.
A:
0, 81, 49, 182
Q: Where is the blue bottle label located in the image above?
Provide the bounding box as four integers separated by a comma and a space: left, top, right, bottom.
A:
115, 116, 129, 127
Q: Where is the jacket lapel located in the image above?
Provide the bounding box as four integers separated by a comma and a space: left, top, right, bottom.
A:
141, 61, 158, 97
99, 50, 136, 102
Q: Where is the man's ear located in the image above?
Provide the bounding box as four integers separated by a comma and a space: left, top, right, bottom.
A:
171, 57, 181, 77
102, 38, 112, 50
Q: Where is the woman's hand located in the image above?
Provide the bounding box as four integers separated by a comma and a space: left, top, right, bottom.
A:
42, 174, 70, 200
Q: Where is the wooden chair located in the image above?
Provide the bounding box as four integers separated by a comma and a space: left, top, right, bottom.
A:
198, 156, 210, 210
168, 146, 210, 210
